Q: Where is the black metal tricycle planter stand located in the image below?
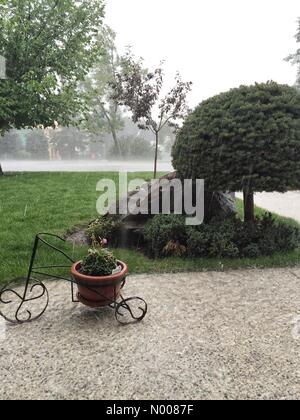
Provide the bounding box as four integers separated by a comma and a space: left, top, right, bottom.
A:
0, 233, 148, 326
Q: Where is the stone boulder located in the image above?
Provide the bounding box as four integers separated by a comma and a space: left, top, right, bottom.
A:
108, 172, 237, 247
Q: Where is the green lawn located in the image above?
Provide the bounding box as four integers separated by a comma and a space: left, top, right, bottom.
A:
0, 172, 299, 285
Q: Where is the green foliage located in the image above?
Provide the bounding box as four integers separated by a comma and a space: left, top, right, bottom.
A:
0, 0, 105, 132
86, 216, 122, 246
144, 214, 300, 259
255, 213, 300, 256
0, 171, 156, 283
82, 26, 124, 156
108, 136, 156, 160
25, 129, 49, 159
111, 50, 192, 176
81, 248, 117, 277
0, 173, 299, 285
0, 128, 49, 159
51, 127, 89, 159
0, 129, 20, 157
188, 223, 240, 258
143, 215, 190, 258
172, 82, 300, 193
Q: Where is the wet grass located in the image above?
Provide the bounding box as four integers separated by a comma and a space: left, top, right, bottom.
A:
0, 172, 299, 285
0, 172, 153, 284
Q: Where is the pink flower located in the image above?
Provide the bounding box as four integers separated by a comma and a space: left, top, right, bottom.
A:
101, 238, 108, 247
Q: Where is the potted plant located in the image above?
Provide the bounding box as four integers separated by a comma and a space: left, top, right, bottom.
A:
71, 245, 128, 308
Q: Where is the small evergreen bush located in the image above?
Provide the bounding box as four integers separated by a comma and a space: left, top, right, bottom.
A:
143, 213, 300, 259
143, 215, 189, 258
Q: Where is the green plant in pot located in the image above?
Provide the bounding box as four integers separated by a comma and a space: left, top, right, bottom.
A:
71, 245, 128, 308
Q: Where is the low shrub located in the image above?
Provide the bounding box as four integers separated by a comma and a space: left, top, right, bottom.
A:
143, 213, 300, 259
187, 220, 239, 258
187, 230, 210, 257
241, 244, 261, 259
86, 216, 122, 246
256, 213, 300, 256
143, 215, 189, 258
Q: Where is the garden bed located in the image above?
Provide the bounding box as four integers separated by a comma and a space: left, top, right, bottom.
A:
1, 172, 300, 285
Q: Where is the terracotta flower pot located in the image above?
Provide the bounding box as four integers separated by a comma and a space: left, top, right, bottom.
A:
71, 261, 128, 308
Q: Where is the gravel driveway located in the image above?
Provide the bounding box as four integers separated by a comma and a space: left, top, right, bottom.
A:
1, 268, 300, 400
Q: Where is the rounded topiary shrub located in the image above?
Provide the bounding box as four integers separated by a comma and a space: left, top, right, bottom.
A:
172, 82, 300, 222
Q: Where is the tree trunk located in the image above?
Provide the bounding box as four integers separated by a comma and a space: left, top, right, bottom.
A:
0, 162, 3, 176
243, 189, 255, 222
154, 131, 159, 179
111, 125, 123, 158
102, 106, 123, 158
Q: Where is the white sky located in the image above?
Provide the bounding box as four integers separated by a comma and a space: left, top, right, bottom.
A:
105, 0, 299, 107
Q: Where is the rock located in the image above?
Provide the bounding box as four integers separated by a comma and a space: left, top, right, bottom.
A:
204, 191, 237, 221
108, 172, 237, 247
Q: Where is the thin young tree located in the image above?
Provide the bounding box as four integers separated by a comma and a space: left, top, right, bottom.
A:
111, 51, 192, 178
